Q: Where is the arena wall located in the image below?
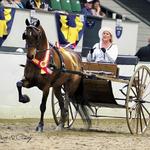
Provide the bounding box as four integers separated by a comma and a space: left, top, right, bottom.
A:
0, 8, 142, 119
1, 8, 139, 55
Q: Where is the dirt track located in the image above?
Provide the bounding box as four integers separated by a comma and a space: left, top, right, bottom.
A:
0, 118, 150, 150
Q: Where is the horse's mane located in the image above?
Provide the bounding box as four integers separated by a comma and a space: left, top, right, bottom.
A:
38, 25, 47, 41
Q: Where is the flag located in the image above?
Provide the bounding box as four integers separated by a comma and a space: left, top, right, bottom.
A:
55, 13, 84, 49
0, 7, 15, 46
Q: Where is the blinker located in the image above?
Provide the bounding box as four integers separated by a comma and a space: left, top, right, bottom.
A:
22, 32, 26, 40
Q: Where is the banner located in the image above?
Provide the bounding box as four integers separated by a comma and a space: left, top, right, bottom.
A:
0, 7, 15, 46
55, 13, 84, 49
82, 16, 102, 57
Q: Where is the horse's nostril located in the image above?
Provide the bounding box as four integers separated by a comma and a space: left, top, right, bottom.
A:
27, 54, 34, 60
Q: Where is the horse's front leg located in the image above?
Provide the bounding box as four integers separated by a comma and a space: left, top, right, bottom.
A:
36, 87, 49, 132
16, 79, 31, 103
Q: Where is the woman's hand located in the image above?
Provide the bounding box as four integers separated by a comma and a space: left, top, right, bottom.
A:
101, 48, 106, 53
90, 47, 96, 54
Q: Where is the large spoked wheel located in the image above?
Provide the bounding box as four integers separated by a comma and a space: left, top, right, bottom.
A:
51, 86, 77, 128
126, 65, 150, 134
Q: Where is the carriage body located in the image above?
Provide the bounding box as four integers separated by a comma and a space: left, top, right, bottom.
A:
16, 18, 150, 134
52, 55, 150, 134
75, 62, 118, 106
81, 78, 115, 105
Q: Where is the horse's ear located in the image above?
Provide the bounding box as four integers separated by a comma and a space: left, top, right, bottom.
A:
25, 19, 30, 26
35, 20, 40, 27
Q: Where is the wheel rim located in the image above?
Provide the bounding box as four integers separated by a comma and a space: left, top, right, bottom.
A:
51, 87, 77, 128
126, 65, 150, 134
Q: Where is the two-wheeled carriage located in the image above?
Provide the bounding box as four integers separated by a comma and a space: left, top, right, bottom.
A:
17, 18, 150, 133
51, 55, 150, 134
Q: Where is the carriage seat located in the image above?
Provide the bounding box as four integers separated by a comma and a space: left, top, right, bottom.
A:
115, 55, 139, 80
116, 55, 139, 66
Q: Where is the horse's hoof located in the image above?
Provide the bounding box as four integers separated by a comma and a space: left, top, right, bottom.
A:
55, 124, 64, 131
36, 126, 43, 132
19, 95, 30, 103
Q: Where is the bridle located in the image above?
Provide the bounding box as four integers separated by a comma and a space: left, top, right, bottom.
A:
25, 25, 42, 49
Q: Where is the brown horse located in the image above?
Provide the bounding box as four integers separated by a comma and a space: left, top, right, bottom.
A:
16, 18, 90, 131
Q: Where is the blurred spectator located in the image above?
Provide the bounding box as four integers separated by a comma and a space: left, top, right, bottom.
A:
14, 0, 24, 8
135, 37, 150, 61
91, 0, 106, 17
25, 0, 51, 11
1, 0, 21, 8
81, 0, 93, 16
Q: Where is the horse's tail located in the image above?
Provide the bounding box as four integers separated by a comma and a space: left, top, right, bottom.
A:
77, 104, 92, 129
73, 79, 92, 129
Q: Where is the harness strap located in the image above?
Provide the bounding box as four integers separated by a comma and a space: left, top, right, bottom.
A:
48, 42, 66, 86
49, 42, 65, 69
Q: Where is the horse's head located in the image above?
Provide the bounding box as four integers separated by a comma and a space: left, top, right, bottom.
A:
23, 19, 46, 60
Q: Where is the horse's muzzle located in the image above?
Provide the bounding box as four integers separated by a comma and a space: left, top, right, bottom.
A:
27, 54, 34, 60
27, 48, 36, 60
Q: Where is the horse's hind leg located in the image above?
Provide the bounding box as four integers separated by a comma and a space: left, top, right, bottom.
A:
16, 79, 30, 103
53, 86, 68, 130
36, 87, 49, 132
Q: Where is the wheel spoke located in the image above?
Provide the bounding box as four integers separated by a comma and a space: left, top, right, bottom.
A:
137, 71, 140, 89
141, 104, 148, 126
136, 104, 140, 134
139, 69, 145, 95
55, 108, 60, 117
129, 97, 138, 103
139, 104, 143, 133
131, 87, 137, 98
133, 104, 138, 133
141, 103, 150, 116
